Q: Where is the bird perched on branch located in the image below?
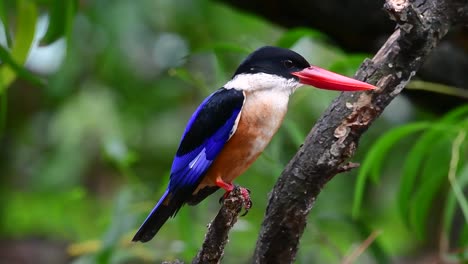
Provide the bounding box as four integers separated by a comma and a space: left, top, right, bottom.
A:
133, 46, 376, 242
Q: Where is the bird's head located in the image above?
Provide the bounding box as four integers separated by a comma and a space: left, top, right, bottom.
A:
225, 46, 376, 93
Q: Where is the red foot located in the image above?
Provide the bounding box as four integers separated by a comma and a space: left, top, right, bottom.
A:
216, 177, 234, 192
239, 187, 252, 209
239, 186, 252, 216
215, 178, 252, 215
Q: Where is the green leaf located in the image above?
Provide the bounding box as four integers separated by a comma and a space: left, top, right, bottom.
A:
0, 44, 46, 87
459, 221, 468, 248
409, 139, 451, 239
328, 54, 371, 76
96, 188, 136, 263
352, 122, 429, 218
0, 0, 12, 47
40, 0, 78, 45
444, 163, 468, 237
8, 0, 37, 62
0, 91, 6, 135
398, 105, 468, 220
0, 0, 38, 94
276, 28, 327, 48
407, 80, 468, 99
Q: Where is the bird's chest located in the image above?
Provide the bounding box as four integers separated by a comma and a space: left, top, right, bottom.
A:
198, 89, 290, 189
237, 91, 289, 156
209, 90, 289, 180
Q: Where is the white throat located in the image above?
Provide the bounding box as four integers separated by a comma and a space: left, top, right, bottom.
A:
224, 73, 302, 95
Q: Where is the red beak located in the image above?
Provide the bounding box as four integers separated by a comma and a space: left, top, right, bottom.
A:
292, 66, 376, 91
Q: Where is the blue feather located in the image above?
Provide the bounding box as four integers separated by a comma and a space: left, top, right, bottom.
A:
132, 88, 244, 242
170, 107, 240, 190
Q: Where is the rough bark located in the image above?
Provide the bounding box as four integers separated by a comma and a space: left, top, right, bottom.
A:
192, 187, 247, 264
252, 0, 467, 263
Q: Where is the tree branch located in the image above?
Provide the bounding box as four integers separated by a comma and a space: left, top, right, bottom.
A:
252, 0, 465, 263
192, 187, 246, 264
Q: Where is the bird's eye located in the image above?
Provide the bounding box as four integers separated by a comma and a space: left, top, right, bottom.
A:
283, 60, 294, 69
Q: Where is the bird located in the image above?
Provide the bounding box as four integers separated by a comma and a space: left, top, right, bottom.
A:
132, 46, 376, 242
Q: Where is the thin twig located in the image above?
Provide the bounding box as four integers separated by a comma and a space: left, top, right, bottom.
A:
406, 80, 468, 99
342, 230, 382, 264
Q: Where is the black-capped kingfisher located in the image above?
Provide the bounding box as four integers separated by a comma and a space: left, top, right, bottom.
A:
133, 46, 375, 242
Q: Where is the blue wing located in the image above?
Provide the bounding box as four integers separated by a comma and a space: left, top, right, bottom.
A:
133, 87, 244, 242
169, 87, 244, 191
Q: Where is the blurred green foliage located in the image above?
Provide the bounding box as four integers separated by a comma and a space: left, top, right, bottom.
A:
354, 106, 468, 243
0, 0, 467, 263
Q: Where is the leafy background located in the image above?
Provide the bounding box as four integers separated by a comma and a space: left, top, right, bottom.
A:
0, 0, 467, 263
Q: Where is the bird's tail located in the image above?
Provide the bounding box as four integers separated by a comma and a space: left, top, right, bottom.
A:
132, 190, 183, 242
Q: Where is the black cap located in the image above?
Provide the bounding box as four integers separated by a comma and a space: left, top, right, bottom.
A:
233, 46, 310, 79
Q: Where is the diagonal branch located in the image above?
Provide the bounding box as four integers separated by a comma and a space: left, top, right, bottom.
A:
192, 187, 246, 264
252, 0, 466, 263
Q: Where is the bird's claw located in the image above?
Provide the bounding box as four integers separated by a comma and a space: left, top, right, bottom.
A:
239, 186, 252, 216
219, 185, 252, 216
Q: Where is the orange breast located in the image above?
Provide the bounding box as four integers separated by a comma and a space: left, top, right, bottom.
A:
194, 89, 289, 193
